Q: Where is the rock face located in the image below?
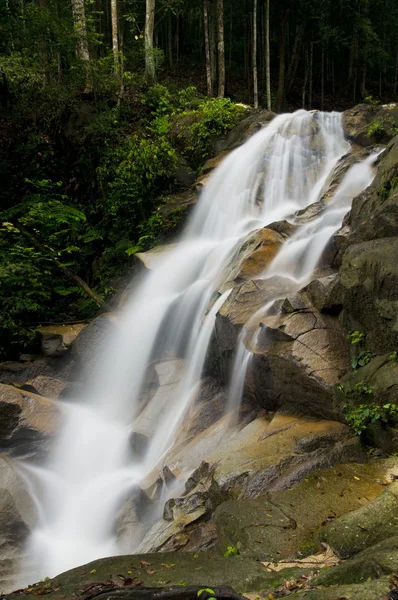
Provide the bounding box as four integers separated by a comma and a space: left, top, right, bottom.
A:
248, 308, 350, 420
218, 228, 286, 292
343, 103, 398, 146
0, 384, 59, 458
0, 455, 37, 593
339, 237, 398, 354
71, 313, 118, 376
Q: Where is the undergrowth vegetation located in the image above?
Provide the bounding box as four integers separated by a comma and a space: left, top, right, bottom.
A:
0, 76, 245, 356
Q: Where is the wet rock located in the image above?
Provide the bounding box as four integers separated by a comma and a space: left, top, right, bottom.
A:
248, 308, 350, 420
116, 485, 155, 552
175, 378, 226, 444
215, 276, 295, 356
0, 384, 60, 458
0, 455, 37, 593
201, 151, 231, 174
294, 151, 363, 224
346, 136, 398, 244
339, 237, 398, 354
300, 274, 343, 314
132, 359, 185, 439
213, 109, 276, 154
218, 230, 285, 293
135, 244, 177, 272
37, 324, 86, 357
71, 313, 118, 376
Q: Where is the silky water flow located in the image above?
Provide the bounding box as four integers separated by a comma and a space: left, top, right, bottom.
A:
18, 110, 379, 584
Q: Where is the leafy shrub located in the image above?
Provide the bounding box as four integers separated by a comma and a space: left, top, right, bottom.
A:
142, 83, 173, 115
345, 402, 398, 435
351, 350, 373, 370
176, 98, 246, 169
348, 330, 365, 344
366, 119, 385, 140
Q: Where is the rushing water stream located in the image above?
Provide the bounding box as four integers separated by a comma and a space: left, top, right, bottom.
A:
19, 110, 378, 584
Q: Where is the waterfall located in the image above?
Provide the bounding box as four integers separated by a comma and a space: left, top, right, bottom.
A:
19, 110, 378, 584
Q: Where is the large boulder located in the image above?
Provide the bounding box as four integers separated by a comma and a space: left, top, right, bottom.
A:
218, 229, 285, 293
343, 103, 398, 146
0, 455, 37, 593
37, 324, 86, 357
247, 306, 350, 420
344, 135, 398, 244
339, 237, 398, 354
215, 276, 295, 356
213, 109, 276, 155
0, 384, 60, 458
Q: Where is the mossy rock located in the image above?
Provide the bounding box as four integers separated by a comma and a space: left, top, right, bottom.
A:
215, 462, 390, 560
318, 482, 398, 558
313, 535, 398, 587
8, 553, 306, 598
286, 575, 391, 599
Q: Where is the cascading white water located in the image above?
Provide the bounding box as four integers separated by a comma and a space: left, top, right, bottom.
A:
19, 110, 378, 584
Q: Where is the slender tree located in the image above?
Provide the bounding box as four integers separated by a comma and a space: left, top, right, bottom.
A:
265, 0, 271, 110
204, 0, 213, 96
145, 0, 156, 84
111, 0, 119, 67
216, 0, 225, 97
71, 0, 90, 62
253, 0, 258, 108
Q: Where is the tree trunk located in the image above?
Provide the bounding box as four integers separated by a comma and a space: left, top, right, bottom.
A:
275, 7, 287, 111
209, 2, 217, 94
309, 41, 313, 107
286, 19, 305, 97
145, 0, 156, 84
168, 11, 173, 70
321, 44, 324, 110
253, 0, 258, 108
71, 0, 90, 62
111, 0, 119, 66
204, 0, 213, 96
302, 48, 308, 107
216, 0, 225, 97
265, 0, 271, 110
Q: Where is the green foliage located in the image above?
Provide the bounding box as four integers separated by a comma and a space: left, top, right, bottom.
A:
351, 351, 373, 370
142, 84, 173, 115
348, 331, 366, 345
363, 95, 381, 106
345, 402, 398, 435
379, 176, 398, 201
336, 381, 375, 401
177, 98, 246, 169
224, 545, 240, 556
390, 351, 398, 362
366, 119, 385, 140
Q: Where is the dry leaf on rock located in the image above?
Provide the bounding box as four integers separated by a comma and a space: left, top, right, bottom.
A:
262, 544, 339, 572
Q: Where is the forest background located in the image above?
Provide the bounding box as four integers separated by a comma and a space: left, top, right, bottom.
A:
0, 0, 397, 357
